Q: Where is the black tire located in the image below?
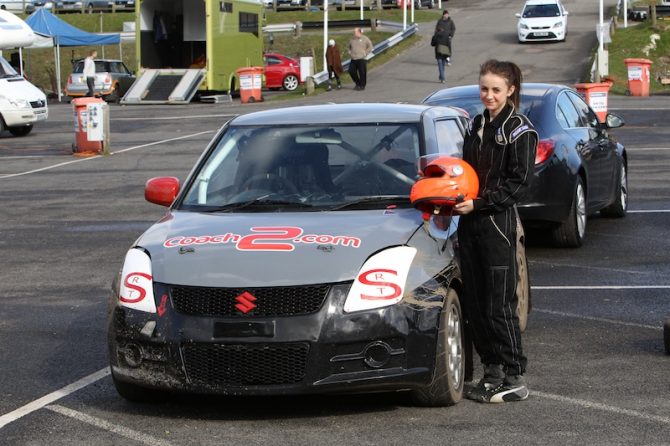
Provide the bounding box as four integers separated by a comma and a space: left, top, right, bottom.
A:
552, 177, 586, 248
600, 161, 628, 218
516, 218, 530, 333
8, 125, 33, 137
112, 372, 168, 403
282, 74, 299, 91
664, 319, 670, 355
411, 288, 465, 406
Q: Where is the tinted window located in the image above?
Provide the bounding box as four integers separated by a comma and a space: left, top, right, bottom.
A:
523, 3, 560, 18
566, 91, 599, 128
556, 92, 581, 128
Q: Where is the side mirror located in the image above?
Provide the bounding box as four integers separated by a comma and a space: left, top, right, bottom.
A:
145, 177, 180, 207
515, 12, 521, 18
605, 113, 625, 129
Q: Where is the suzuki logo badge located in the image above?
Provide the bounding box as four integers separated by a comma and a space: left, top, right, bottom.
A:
235, 291, 257, 314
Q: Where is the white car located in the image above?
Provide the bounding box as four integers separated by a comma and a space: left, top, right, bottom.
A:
516, 0, 568, 43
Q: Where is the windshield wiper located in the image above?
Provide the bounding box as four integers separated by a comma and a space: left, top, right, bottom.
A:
200, 196, 313, 213
328, 195, 408, 211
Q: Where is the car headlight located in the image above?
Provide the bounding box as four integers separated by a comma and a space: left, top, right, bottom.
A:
8, 98, 31, 109
118, 248, 157, 314
343, 246, 417, 313
519, 22, 529, 30
553, 21, 564, 28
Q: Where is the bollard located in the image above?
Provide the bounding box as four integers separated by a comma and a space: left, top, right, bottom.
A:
305, 76, 315, 95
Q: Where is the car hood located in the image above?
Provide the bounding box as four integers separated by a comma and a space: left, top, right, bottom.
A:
0, 77, 46, 102
137, 209, 423, 287
519, 16, 565, 27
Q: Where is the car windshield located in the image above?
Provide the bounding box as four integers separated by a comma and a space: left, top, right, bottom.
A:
179, 122, 461, 212
522, 4, 560, 17
0, 57, 19, 79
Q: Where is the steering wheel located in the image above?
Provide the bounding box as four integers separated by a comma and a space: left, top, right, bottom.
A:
240, 173, 299, 195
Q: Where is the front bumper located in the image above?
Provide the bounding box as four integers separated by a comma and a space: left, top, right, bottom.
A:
108, 281, 444, 396
1, 107, 48, 126
518, 28, 565, 42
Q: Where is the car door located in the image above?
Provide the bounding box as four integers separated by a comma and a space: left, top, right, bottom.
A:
264, 55, 283, 88
555, 90, 603, 205
566, 91, 615, 207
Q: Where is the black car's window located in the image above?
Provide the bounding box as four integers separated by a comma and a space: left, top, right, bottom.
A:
566, 91, 599, 128
556, 92, 582, 129
180, 124, 427, 210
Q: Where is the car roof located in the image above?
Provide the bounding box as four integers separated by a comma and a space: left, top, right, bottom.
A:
229, 103, 464, 126
423, 82, 568, 103
523, 0, 560, 5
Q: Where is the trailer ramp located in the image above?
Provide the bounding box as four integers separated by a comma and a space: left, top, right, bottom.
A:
120, 69, 206, 105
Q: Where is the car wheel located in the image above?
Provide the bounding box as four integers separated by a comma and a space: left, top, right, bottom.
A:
516, 218, 530, 333
600, 161, 627, 218
552, 177, 586, 248
664, 319, 670, 355
8, 125, 33, 137
0, 115, 5, 134
282, 74, 299, 91
411, 287, 464, 406
112, 372, 168, 403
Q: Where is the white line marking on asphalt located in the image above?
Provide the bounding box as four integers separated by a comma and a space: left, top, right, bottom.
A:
532, 308, 661, 331
532, 285, 670, 290
0, 368, 109, 430
628, 209, 670, 213
0, 131, 214, 180
113, 114, 235, 121
533, 391, 670, 425
528, 261, 646, 275
46, 405, 174, 446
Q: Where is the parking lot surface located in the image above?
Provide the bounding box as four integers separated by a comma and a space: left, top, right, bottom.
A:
1, 0, 669, 444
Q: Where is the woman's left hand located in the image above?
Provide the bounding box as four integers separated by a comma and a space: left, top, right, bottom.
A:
453, 200, 474, 215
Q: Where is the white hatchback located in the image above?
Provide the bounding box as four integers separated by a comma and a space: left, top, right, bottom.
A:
516, 0, 568, 43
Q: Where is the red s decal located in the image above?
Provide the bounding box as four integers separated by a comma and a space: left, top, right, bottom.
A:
236, 226, 303, 251
157, 294, 168, 316
120, 272, 152, 303
357, 269, 402, 300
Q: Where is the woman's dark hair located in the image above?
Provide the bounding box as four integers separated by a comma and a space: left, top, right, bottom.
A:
479, 59, 523, 109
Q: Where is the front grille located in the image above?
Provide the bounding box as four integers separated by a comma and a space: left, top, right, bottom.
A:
30, 100, 45, 108
182, 342, 309, 386
169, 284, 330, 317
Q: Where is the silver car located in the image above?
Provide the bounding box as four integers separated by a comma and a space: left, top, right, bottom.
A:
65, 58, 134, 102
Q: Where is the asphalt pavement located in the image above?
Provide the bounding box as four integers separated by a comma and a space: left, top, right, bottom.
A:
1, 0, 669, 445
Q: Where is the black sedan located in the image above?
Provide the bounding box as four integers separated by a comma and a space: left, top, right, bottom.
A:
423, 83, 628, 247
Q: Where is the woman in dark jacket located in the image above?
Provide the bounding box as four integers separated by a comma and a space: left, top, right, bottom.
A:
325, 39, 343, 91
432, 27, 451, 83
453, 59, 538, 404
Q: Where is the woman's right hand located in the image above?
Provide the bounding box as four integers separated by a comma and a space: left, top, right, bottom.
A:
453, 200, 474, 215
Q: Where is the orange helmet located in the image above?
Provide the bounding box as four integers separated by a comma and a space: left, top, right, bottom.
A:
410, 156, 479, 215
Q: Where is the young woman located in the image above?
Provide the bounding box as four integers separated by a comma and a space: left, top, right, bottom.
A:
453, 59, 538, 403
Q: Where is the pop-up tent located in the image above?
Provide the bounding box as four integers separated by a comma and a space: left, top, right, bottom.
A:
25, 9, 120, 101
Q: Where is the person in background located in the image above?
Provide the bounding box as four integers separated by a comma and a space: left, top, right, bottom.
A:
434, 10, 455, 65
432, 26, 451, 83
325, 39, 343, 91
83, 49, 97, 97
453, 59, 538, 404
347, 28, 373, 91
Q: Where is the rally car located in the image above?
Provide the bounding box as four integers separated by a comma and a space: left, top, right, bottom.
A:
108, 103, 530, 405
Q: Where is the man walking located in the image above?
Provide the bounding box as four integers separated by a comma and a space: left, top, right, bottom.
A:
84, 49, 97, 97
435, 10, 455, 65
347, 28, 373, 91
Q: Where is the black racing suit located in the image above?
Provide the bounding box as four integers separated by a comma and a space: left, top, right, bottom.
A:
457, 103, 538, 377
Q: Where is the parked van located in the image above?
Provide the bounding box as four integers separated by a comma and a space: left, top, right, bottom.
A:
0, 1, 30, 13
0, 55, 48, 136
